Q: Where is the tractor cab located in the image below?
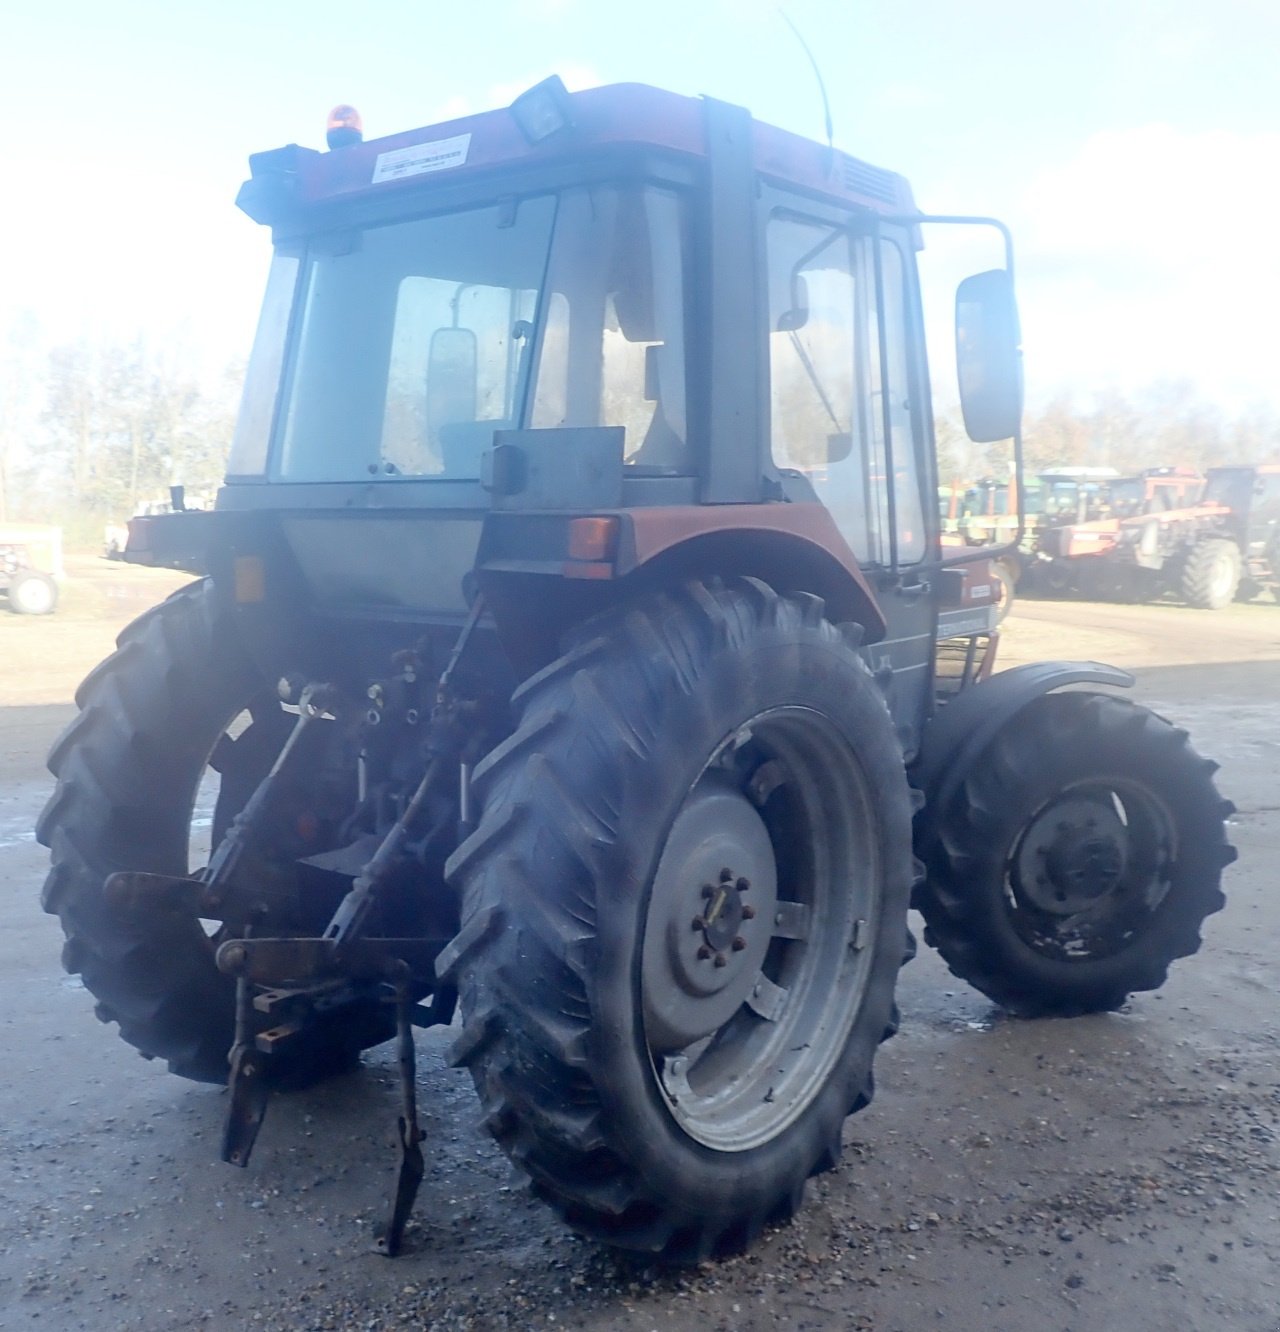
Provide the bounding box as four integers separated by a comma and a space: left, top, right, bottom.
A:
1202, 465, 1280, 547
133, 78, 1021, 750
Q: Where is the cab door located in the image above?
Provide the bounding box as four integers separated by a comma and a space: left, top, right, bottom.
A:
764, 206, 934, 756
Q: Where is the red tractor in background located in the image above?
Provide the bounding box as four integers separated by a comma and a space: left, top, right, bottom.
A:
36, 79, 1233, 1261
1036, 464, 1280, 608
940, 467, 1190, 616
1031, 467, 1204, 598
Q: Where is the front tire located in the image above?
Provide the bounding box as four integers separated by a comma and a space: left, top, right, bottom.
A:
916, 692, 1233, 1015
442, 579, 914, 1259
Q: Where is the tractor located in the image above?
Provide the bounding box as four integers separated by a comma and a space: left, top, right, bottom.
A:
1181, 464, 1280, 605
1030, 466, 1205, 600
1039, 464, 1279, 608
1, 521, 61, 614
37, 79, 1233, 1261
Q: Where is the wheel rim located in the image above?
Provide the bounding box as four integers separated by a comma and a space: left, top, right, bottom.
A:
190, 708, 253, 874
993, 564, 1015, 620
1207, 553, 1236, 602
1005, 778, 1176, 962
641, 706, 881, 1152
13, 576, 54, 613
188, 696, 290, 937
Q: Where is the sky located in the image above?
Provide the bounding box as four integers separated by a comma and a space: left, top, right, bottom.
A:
3, 0, 1279, 414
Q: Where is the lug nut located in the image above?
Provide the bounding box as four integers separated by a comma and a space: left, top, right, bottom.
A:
696, 945, 713, 961
691, 916, 706, 931
742, 904, 756, 920
719, 868, 733, 883
731, 936, 747, 951
714, 953, 728, 968
736, 876, 750, 892
701, 884, 714, 899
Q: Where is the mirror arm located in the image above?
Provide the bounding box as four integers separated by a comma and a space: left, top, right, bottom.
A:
883, 211, 1024, 564
876, 213, 1017, 281
1011, 421, 1025, 549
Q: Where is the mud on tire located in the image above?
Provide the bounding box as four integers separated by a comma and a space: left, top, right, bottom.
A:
440, 578, 915, 1260
915, 691, 1235, 1016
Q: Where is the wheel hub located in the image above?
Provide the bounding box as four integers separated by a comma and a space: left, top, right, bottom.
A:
642, 782, 778, 1053
1015, 796, 1128, 915
697, 869, 750, 951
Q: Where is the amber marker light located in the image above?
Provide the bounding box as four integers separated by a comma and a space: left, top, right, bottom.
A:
567, 516, 619, 563
326, 105, 363, 150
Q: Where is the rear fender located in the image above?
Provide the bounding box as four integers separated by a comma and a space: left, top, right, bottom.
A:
477, 506, 888, 678
911, 662, 1134, 846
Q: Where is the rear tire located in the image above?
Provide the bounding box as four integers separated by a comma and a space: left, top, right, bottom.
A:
1180, 537, 1241, 609
442, 579, 914, 1259
38, 579, 385, 1084
916, 692, 1233, 1016
8, 569, 58, 615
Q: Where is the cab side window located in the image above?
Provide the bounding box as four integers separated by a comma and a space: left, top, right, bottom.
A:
766, 211, 926, 566
866, 238, 926, 565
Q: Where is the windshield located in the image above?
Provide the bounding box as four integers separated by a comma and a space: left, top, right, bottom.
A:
1203, 469, 1253, 509
1105, 478, 1144, 512
269, 185, 692, 483
1042, 480, 1082, 516
276, 197, 555, 481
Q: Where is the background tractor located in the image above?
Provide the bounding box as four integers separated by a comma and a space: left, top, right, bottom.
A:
1036, 464, 1278, 608
1030, 466, 1205, 600
0, 521, 61, 614
938, 466, 1156, 615
37, 78, 1233, 1261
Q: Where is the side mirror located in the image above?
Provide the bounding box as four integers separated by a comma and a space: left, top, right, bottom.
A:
955, 269, 1022, 443
427, 326, 479, 432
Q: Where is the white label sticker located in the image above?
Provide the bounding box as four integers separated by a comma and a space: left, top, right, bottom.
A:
372, 133, 472, 184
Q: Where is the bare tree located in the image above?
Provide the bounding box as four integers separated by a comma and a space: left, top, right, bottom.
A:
0, 312, 44, 522
40, 337, 242, 530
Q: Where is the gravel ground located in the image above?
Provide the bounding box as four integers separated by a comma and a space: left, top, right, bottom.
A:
0, 563, 1277, 1331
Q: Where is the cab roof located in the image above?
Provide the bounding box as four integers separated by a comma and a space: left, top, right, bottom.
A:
239, 81, 915, 225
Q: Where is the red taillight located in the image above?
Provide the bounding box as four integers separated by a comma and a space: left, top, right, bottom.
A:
567, 516, 618, 563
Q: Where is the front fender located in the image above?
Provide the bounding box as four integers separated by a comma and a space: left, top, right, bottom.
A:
911, 662, 1134, 846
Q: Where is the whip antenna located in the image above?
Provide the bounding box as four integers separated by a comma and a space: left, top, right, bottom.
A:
778, 8, 834, 156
